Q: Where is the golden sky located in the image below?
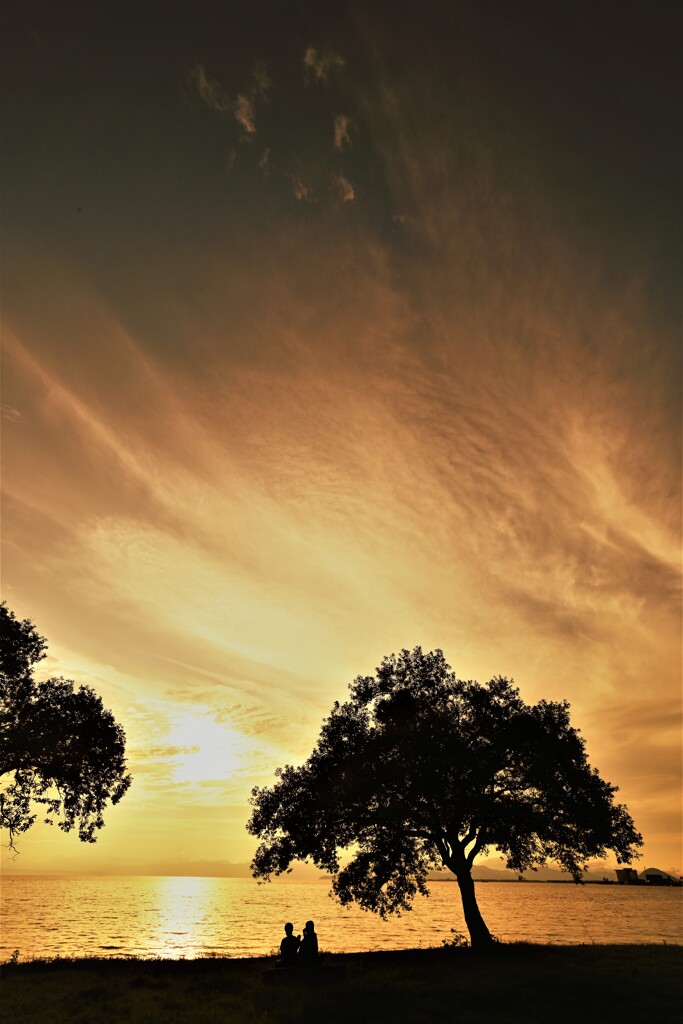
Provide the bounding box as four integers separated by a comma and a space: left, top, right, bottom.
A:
1, 2, 681, 877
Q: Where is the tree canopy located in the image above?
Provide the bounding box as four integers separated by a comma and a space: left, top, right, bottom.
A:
248, 648, 643, 947
0, 603, 132, 851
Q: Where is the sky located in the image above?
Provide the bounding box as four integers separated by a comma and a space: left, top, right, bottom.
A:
1, 1, 681, 878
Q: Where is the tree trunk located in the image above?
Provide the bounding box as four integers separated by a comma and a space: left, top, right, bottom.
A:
454, 867, 494, 948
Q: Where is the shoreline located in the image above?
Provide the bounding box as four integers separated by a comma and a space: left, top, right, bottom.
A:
4, 945, 681, 1023
2, 938, 682, 966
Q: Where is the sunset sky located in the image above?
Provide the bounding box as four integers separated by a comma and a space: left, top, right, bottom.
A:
1, 2, 680, 878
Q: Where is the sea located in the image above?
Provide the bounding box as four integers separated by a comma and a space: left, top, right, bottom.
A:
1, 876, 681, 961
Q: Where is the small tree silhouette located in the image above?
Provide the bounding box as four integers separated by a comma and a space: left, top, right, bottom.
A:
248, 648, 642, 948
0, 604, 131, 851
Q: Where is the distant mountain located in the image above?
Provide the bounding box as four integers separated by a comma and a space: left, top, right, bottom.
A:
427, 861, 615, 883
15, 857, 672, 884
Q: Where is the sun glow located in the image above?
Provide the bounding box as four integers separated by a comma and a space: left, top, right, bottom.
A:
166, 710, 245, 785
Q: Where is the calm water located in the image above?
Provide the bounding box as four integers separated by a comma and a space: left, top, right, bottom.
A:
1, 876, 681, 960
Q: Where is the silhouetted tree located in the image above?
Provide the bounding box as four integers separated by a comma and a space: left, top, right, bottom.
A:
248, 648, 642, 948
0, 603, 131, 850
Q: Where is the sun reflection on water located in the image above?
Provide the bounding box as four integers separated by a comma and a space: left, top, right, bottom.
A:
146, 876, 223, 957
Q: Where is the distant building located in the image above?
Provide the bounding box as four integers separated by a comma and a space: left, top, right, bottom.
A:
615, 868, 639, 884
640, 868, 682, 887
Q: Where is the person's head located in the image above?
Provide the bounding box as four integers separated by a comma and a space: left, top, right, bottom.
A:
304, 920, 315, 933
284, 922, 293, 935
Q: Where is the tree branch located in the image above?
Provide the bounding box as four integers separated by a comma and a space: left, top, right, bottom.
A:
466, 834, 485, 867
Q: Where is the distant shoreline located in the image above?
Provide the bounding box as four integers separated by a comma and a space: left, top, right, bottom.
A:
4, 872, 680, 882
431, 877, 683, 886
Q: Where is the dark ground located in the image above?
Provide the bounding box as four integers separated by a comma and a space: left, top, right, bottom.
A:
2, 944, 680, 1023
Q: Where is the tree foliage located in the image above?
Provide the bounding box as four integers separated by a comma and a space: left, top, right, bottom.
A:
248, 648, 643, 947
0, 603, 132, 850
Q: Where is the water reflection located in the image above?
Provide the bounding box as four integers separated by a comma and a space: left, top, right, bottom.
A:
146, 876, 221, 957
1, 876, 681, 960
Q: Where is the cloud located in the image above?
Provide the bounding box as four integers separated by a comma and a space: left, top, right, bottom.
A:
191, 61, 268, 139
333, 114, 352, 151
253, 60, 271, 98
138, 744, 201, 759
303, 46, 344, 84
291, 176, 314, 201
1, 404, 24, 423
258, 147, 270, 176
3, 18, 679, 875
234, 94, 256, 137
234, 61, 270, 138
332, 172, 355, 202
190, 64, 232, 115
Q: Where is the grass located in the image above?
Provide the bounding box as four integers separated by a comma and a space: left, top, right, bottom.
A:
1, 944, 681, 1024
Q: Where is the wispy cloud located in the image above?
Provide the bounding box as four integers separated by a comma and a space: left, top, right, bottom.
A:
303, 46, 344, 84
190, 64, 232, 114
3, 12, 679, 875
191, 61, 269, 139
253, 60, 271, 98
234, 94, 256, 137
332, 172, 355, 202
291, 176, 314, 201
1, 404, 24, 423
333, 114, 352, 151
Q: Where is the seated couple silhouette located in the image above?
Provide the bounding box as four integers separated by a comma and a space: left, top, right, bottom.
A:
279, 920, 319, 966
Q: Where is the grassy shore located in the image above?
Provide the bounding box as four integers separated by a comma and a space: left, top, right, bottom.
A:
2, 945, 680, 1024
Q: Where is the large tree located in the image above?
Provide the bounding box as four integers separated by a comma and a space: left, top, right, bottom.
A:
0, 603, 131, 851
248, 648, 642, 947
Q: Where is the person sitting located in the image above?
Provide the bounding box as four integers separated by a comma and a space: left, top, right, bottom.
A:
297, 920, 319, 966
279, 922, 300, 966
